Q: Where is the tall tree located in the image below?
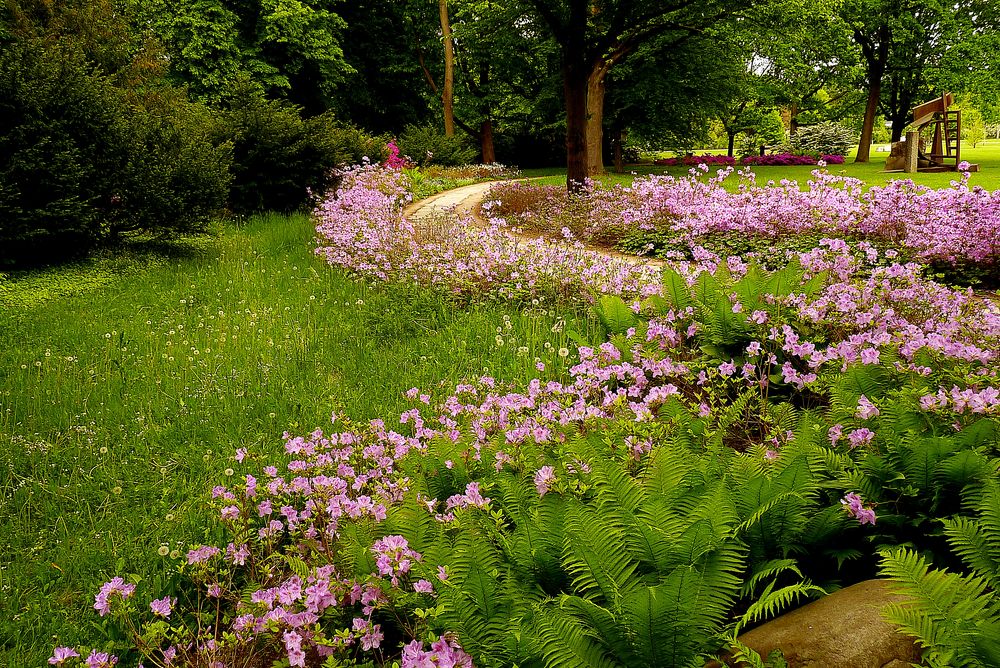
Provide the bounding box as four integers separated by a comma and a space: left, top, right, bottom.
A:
843, 0, 998, 161
520, 0, 752, 189
439, 0, 456, 135
132, 0, 353, 111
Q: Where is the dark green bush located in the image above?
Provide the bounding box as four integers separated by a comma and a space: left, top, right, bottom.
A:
220, 85, 385, 212
115, 88, 233, 236
0, 39, 124, 264
0, 37, 233, 266
397, 124, 477, 166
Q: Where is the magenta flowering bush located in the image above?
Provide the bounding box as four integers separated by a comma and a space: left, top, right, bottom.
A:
383, 141, 411, 170
654, 154, 736, 167
483, 163, 999, 275
740, 153, 844, 166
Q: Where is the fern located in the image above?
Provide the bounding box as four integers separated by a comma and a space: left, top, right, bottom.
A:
735, 580, 826, 634
880, 548, 1000, 668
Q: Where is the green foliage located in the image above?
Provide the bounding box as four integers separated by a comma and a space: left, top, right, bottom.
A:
961, 107, 987, 149
0, 38, 121, 263
397, 125, 478, 167
116, 89, 233, 236
220, 84, 384, 212
134, 0, 352, 109
882, 474, 1000, 668
0, 37, 231, 266
881, 543, 1000, 667
787, 122, 856, 156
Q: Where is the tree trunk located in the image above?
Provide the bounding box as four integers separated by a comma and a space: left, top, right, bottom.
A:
480, 118, 496, 164
727, 132, 736, 158
789, 103, 799, 136
439, 0, 455, 136
612, 127, 624, 173
855, 25, 889, 163
856, 78, 881, 162
562, 1, 589, 192
585, 64, 609, 175
565, 64, 589, 191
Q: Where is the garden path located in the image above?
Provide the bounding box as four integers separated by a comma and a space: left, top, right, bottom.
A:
403, 179, 667, 270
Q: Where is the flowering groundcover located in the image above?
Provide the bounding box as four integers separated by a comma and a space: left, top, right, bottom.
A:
52, 165, 1000, 667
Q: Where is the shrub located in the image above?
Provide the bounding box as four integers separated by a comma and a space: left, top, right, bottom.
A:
114, 88, 233, 236
0, 37, 234, 266
397, 125, 477, 167
0, 38, 125, 264
740, 153, 844, 166
654, 154, 735, 167
221, 84, 385, 212
788, 122, 856, 156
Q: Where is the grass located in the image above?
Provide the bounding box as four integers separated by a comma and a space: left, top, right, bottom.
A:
0, 214, 593, 667
520, 141, 1000, 191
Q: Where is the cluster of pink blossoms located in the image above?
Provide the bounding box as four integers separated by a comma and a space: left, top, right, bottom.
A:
841, 492, 877, 525
486, 163, 999, 267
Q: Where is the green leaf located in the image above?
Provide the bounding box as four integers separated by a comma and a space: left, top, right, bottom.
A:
594, 295, 638, 335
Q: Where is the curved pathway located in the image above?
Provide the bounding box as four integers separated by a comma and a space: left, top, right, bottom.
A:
402, 180, 666, 269
402, 181, 498, 225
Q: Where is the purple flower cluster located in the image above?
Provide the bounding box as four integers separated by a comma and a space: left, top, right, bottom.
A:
841, 492, 877, 525
401, 638, 474, 668
93, 577, 135, 617
485, 163, 997, 268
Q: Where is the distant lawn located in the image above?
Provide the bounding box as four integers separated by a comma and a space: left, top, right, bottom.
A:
520, 141, 1000, 191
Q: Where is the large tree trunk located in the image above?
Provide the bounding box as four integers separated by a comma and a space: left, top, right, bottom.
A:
563, 1, 589, 192
856, 81, 881, 161
439, 0, 455, 136
565, 65, 589, 191
855, 25, 889, 163
585, 64, 609, 175
727, 131, 736, 158
480, 118, 496, 164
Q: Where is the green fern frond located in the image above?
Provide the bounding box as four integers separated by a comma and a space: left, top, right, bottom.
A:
942, 517, 1000, 588
740, 559, 803, 598
562, 503, 640, 602
532, 599, 623, 668
736, 490, 808, 533
735, 581, 826, 634
880, 548, 1000, 668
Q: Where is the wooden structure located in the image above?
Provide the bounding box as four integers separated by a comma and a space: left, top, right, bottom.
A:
910, 93, 960, 172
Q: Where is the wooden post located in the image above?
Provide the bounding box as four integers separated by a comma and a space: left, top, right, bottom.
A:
903, 131, 919, 173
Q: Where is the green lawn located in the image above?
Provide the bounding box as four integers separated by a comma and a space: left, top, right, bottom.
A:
0, 215, 591, 667
521, 141, 1000, 191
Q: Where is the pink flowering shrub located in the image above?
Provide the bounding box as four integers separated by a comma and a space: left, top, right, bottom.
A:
483, 163, 1000, 276
654, 154, 736, 167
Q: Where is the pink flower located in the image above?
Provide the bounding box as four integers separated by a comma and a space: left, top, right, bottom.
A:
93, 577, 136, 616
85, 651, 118, 668
49, 647, 80, 665
856, 395, 880, 420
414, 579, 435, 594
150, 596, 173, 618
534, 466, 556, 496
848, 428, 875, 448
841, 492, 877, 525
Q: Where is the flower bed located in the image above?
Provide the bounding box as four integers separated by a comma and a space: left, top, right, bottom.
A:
485, 164, 1000, 276
741, 153, 845, 166
53, 229, 1000, 666
654, 153, 736, 167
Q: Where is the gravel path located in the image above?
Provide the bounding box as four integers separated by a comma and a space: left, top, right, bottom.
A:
402, 179, 666, 269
